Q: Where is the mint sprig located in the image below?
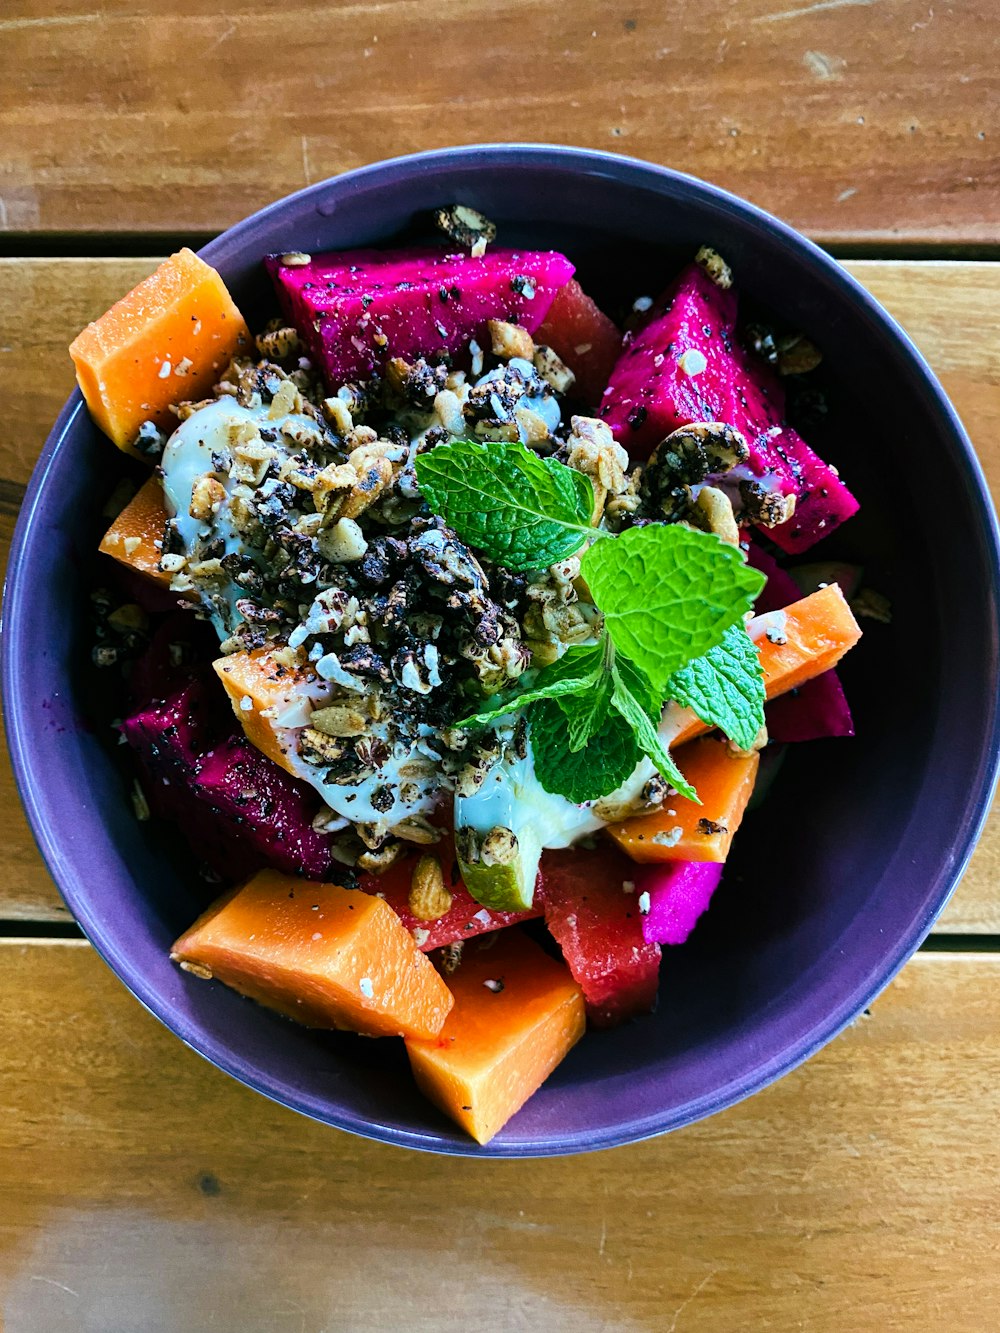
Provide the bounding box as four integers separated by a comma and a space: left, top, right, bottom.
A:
580, 524, 764, 695
418, 437, 766, 806
414, 438, 598, 571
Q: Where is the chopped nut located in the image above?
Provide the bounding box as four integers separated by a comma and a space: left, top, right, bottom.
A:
309, 705, 368, 738
533, 344, 576, 394
694, 486, 740, 546
159, 553, 188, 574
433, 204, 497, 250
339, 457, 393, 520
318, 517, 368, 564
739, 480, 796, 528
513, 406, 551, 444
694, 245, 733, 289
408, 854, 453, 921
190, 474, 227, 521
357, 840, 404, 874
322, 395, 354, 434
433, 388, 467, 437
280, 251, 312, 267
487, 319, 535, 361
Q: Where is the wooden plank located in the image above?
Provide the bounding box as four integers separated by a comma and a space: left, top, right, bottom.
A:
0, 1, 998, 244
0, 258, 998, 927
0, 942, 998, 1330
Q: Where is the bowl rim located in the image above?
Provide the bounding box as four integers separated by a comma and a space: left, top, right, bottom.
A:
5, 142, 1000, 1157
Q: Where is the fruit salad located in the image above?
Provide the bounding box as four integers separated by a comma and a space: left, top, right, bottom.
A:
73, 208, 864, 1144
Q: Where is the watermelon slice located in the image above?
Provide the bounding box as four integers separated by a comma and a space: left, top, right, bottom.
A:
636, 861, 724, 947
366, 839, 541, 952
599, 262, 858, 550
534, 279, 623, 409
538, 844, 661, 1028
267, 246, 575, 391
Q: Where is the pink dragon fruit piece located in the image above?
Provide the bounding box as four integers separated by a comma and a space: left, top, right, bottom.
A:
599, 263, 858, 549
638, 861, 725, 947
267, 246, 575, 390
192, 735, 334, 880
122, 682, 334, 882
766, 670, 855, 743
765, 423, 860, 554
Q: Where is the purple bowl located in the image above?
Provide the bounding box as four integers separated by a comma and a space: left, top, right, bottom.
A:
5, 145, 999, 1157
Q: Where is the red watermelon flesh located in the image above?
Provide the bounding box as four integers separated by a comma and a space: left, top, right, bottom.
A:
534, 278, 623, 409
267, 246, 575, 391
365, 838, 540, 951
538, 844, 661, 1028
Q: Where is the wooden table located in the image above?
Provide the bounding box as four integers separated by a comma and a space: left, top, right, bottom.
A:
2, 4, 999, 1329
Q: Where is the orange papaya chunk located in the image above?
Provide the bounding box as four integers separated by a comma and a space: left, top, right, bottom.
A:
70, 248, 251, 457
213, 649, 330, 776
669, 583, 862, 747
98, 476, 172, 585
607, 737, 759, 864
171, 869, 454, 1041
406, 929, 585, 1145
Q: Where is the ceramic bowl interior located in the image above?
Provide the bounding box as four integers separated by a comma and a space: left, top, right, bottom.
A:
5, 145, 999, 1156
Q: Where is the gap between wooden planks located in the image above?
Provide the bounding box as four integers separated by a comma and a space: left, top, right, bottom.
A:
0, 258, 998, 927
0, 0, 997, 244
1, 941, 998, 1331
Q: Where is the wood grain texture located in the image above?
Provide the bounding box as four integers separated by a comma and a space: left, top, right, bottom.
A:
1, 0, 998, 244
0, 258, 998, 926
0, 942, 998, 1331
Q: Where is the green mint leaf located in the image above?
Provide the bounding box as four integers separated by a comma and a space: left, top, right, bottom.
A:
414, 438, 597, 571
529, 698, 640, 804
610, 657, 698, 802
554, 671, 615, 753
454, 643, 604, 729
668, 623, 765, 752
580, 525, 765, 694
